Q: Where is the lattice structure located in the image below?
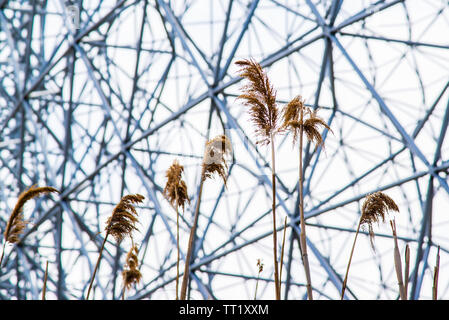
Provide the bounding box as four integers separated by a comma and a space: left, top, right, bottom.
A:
0, 0, 448, 300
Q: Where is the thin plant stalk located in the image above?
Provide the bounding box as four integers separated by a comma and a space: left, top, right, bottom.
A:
180, 166, 205, 300
163, 159, 189, 300
433, 245, 440, 300
341, 219, 361, 300
270, 132, 281, 300
86, 193, 144, 300
175, 193, 180, 300
279, 216, 287, 297
42, 260, 49, 300
0, 242, 6, 269
254, 259, 264, 300
86, 232, 109, 300
298, 107, 313, 300
341, 191, 399, 300
390, 219, 405, 300
404, 244, 410, 300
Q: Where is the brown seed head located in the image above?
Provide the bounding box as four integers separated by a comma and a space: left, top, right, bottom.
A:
360, 191, 399, 250
122, 245, 142, 290
106, 194, 145, 243
4, 185, 59, 244
202, 135, 232, 187
236, 58, 279, 145
256, 259, 264, 273
281, 95, 332, 149
164, 160, 190, 212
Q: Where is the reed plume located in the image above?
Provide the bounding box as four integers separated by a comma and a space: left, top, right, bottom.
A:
236, 58, 281, 300
164, 159, 190, 300
180, 135, 231, 300
1, 185, 59, 267
281, 95, 332, 300
341, 191, 399, 299
122, 244, 142, 300
86, 193, 144, 300
235, 58, 278, 145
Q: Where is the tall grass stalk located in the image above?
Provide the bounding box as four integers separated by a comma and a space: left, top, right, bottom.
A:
42, 260, 49, 300
254, 259, 264, 300
164, 160, 190, 300
433, 245, 440, 300
341, 191, 399, 299
180, 135, 231, 300
279, 216, 287, 297
390, 219, 405, 300
281, 96, 331, 300
236, 58, 281, 299
85, 194, 144, 300
404, 244, 410, 300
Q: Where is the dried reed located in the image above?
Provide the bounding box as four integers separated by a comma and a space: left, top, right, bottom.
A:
86, 193, 144, 300
390, 219, 406, 299
179, 135, 231, 300
279, 216, 287, 297
404, 244, 410, 300
341, 191, 399, 299
281, 95, 332, 300
1, 185, 59, 267
433, 245, 440, 300
236, 58, 281, 299
121, 244, 142, 300
254, 259, 264, 300
42, 260, 49, 300
164, 159, 190, 300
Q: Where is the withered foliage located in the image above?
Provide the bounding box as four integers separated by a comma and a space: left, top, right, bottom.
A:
122, 245, 142, 290
202, 135, 232, 186
4, 185, 59, 244
106, 194, 145, 242
164, 160, 190, 212
361, 191, 399, 249
236, 59, 279, 145
281, 95, 332, 149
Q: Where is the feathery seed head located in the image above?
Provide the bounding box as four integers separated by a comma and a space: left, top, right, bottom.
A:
256, 259, 264, 273
4, 185, 59, 244
106, 194, 145, 243
122, 245, 142, 290
360, 191, 399, 250
236, 59, 279, 145
164, 160, 190, 212
202, 135, 232, 186
282, 95, 332, 149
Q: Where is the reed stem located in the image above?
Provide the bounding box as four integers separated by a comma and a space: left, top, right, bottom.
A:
0, 241, 6, 269
404, 244, 410, 300
176, 192, 180, 300
270, 133, 281, 300
433, 245, 440, 300
390, 219, 406, 300
42, 260, 49, 300
299, 108, 313, 300
86, 232, 109, 300
180, 166, 206, 300
279, 216, 287, 297
341, 219, 362, 300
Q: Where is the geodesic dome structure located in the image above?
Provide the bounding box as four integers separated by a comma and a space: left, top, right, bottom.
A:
0, 0, 448, 300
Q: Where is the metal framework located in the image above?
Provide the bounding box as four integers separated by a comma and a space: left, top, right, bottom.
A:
0, 0, 448, 300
